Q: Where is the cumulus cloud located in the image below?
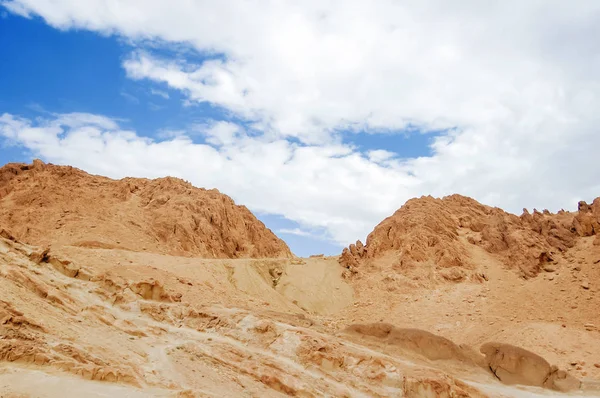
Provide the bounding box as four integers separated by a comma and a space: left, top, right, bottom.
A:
201, 121, 246, 147
6, 1, 600, 142
367, 149, 396, 164
2, 109, 600, 248
0, 112, 419, 245
2, 1, 600, 247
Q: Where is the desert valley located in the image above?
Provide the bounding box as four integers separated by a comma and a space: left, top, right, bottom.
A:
0, 160, 599, 397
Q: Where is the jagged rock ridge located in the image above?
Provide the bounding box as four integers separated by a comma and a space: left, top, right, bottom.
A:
0, 160, 292, 258
340, 194, 600, 280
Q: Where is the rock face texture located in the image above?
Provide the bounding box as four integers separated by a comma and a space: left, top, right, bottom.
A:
480, 342, 581, 392
344, 323, 477, 363
573, 199, 600, 246
0, 228, 496, 397
0, 160, 291, 258
340, 194, 598, 280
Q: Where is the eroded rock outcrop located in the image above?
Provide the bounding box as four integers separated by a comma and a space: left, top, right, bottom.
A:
344, 323, 480, 364
480, 342, 581, 392
573, 199, 600, 237
341, 194, 597, 280
0, 160, 291, 258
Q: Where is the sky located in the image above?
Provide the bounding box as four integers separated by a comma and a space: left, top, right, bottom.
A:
1, 1, 599, 257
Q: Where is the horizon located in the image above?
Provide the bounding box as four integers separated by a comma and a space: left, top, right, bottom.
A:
2, 1, 599, 256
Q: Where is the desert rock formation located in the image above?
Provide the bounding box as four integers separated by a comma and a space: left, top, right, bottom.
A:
480, 342, 581, 391
340, 194, 597, 280
0, 160, 291, 258
0, 229, 504, 397
1, 161, 599, 397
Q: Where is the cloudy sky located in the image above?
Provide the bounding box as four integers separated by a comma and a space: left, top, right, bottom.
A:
1, 1, 599, 256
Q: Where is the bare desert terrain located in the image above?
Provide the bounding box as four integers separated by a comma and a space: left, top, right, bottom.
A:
1, 160, 599, 397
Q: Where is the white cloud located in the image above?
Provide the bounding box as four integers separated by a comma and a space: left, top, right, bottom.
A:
8, 0, 598, 143
1, 0, 30, 17
0, 112, 418, 245
278, 228, 313, 238
367, 149, 396, 164
2, 109, 599, 248
150, 88, 169, 99
2, 1, 600, 246
201, 121, 245, 147
155, 128, 185, 139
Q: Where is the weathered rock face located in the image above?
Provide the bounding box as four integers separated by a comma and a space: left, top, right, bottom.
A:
341, 194, 597, 280
344, 323, 477, 363
480, 342, 580, 392
0, 160, 292, 258
573, 199, 600, 237
345, 325, 582, 393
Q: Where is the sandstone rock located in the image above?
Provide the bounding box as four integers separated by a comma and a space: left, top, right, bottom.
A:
480, 342, 580, 391
0, 160, 291, 259
439, 267, 467, 282
344, 323, 479, 364
548, 369, 582, 392
481, 342, 548, 386
28, 247, 51, 264
339, 247, 359, 273
572, 199, 600, 237
129, 280, 181, 302
543, 263, 557, 273
403, 375, 487, 398
584, 323, 596, 331
340, 194, 586, 281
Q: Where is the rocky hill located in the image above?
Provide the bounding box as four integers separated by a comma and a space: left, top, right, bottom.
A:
340, 194, 600, 281
1, 161, 599, 395
2, 225, 592, 396
0, 160, 291, 258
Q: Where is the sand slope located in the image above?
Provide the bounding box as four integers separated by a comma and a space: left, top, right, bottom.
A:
2, 229, 600, 396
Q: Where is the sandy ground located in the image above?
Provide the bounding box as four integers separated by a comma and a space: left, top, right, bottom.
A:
1, 234, 599, 397
340, 231, 600, 381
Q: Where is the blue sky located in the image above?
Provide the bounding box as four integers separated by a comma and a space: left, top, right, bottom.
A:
1, 1, 599, 257
0, 12, 433, 256
0, 15, 222, 140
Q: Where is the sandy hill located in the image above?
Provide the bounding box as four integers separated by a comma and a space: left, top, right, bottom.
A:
1, 161, 599, 397
2, 226, 595, 397
340, 194, 599, 281
0, 160, 291, 258
336, 193, 600, 385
